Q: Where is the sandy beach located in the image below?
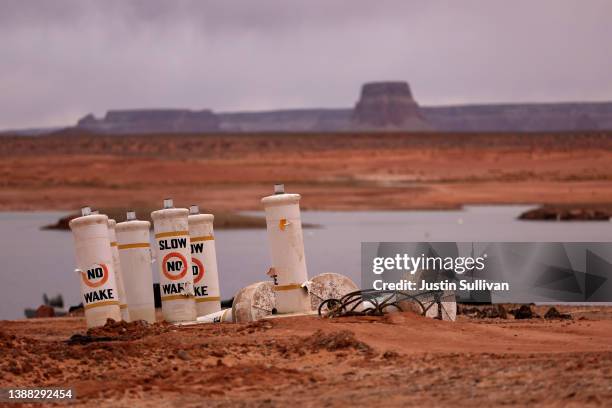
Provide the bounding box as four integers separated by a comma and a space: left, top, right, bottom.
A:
1, 306, 611, 407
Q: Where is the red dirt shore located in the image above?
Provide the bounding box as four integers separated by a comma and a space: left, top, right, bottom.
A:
1, 307, 611, 407
1, 131, 612, 211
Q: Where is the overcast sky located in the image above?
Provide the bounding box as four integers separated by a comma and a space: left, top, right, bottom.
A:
1, 0, 611, 129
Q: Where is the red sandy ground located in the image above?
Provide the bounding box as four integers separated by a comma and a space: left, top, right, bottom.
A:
2, 132, 611, 406
1, 307, 611, 407
1, 131, 612, 211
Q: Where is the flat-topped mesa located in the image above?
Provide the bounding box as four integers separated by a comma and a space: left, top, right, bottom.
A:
77, 109, 220, 134
361, 81, 415, 100
352, 81, 432, 130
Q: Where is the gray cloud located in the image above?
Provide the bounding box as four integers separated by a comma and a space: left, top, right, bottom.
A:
1, 0, 611, 129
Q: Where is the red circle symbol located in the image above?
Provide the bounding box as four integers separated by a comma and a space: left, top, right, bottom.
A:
192, 258, 205, 284
82, 263, 109, 288
162, 252, 188, 281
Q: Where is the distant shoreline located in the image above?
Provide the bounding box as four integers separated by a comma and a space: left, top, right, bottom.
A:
41, 209, 320, 231
1, 131, 612, 215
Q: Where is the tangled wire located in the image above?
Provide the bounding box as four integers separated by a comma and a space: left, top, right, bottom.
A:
318, 289, 455, 320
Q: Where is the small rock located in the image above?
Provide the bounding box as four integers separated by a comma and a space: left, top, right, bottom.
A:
383, 351, 399, 359
176, 350, 190, 361
35, 305, 55, 318
544, 307, 572, 320
511, 305, 537, 319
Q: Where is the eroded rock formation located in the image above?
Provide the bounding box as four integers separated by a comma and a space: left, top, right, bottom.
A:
351, 81, 432, 130
77, 109, 220, 134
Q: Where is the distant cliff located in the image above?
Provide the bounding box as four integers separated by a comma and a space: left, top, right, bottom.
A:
77, 109, 220, 133
73, 81, 612, 134
422, 102, 612, 132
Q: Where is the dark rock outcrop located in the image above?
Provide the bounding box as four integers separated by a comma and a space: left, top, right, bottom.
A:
509, 305, 538, 319
519, 206, 611, 221
351, 82, 432, 130
544, 307, 572, 320
458, 304, 508, 319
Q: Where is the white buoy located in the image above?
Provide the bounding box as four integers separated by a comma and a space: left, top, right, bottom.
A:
69, 207, 121, 328
188, 205, 221, 317
261, 184, 310, 314
108, 219, 129, 321
232, 281, 276, 323
196, 308, 233, 324
116, 211, 156, 323
304, 273, 359, 312
151, 199, 196, 323
231, 274, 358, 323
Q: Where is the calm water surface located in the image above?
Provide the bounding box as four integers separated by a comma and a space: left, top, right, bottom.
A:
1, 206, 610, 320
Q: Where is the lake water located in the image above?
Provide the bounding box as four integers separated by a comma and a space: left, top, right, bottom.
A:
1, 206, 610, 320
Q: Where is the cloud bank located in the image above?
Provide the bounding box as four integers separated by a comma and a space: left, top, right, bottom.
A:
1, 0, 611, 129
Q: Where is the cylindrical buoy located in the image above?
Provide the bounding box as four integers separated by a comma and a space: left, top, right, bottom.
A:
151, 199, 196, 322
196, 308, 233, 324
108, 219, 129, 321
116, 211, 156, 323
69, 207, 121, 328
232, 281, 276, 323
304, 273, 359, 312
188, 205, 221, 317
261, 184, 310, 314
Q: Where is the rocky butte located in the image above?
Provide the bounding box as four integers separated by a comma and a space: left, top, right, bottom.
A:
351, 81, 432, 131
